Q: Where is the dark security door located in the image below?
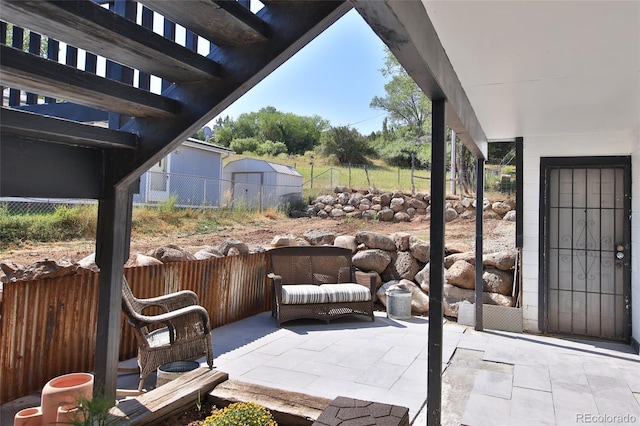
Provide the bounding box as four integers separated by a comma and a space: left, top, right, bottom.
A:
540, 157, 631, 340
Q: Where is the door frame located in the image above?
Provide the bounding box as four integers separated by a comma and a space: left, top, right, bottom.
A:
538, 156, 631, 341
147, 156, 171, 202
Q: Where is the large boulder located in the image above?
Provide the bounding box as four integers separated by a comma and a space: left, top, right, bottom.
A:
492, 201, 512, 216
382, 251, 420, 282
270, 234, 297, 247
128, 253, 164, 267
333, 235, 358, 253
443, 284, 475, 318
355, 231, 396, 251
352, 249, 392, 274
303, 230, 336, 245
376, 279, 429, 314
390, 197, 405, 212
445, 260, 475, 290
503, 211, 517, 222
414, 263, 430, 293
1, 258, 78, 282
361, 210, 376, 220
393, 232, 411, 252
396, 251, 420, 281
219, 239, 250, 255
377, 208, 395, 222
410, 199, 428, 209
358, 199, 372, 211
319, 195, 335, 205
444, 251, 475, 269
194, 246, 225, 260
483, 250, 517, 271
409, 237, 430, 263
148, 244, 196, 262
485, 292, 514, 307
445, 242, 473, 254
348, 192, 364, 206
336, 192, 350, 205
394, 212, 410, 222
483, 268, 513, 296
78, 253, 99, 273
0, 261, 24, 282
329, 208, 346, 218
484, 211, 502, 220
445, 208, 458, 222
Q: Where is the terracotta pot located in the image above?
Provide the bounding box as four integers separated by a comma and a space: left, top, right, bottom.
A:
40, 372, 93, 426
13, 406, 42, 426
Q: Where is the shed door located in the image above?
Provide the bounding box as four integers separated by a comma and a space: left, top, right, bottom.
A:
541, 157, 630, 340
233, 172, 263, 208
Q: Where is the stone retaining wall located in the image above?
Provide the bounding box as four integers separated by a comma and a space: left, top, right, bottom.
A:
293, 186, 517, 223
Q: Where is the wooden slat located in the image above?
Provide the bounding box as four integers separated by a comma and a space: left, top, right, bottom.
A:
106, 369, 229, 425
0, 45, 178, 118
139, 0, 269, 47
0, 0, 220, 82
1, 108, 137, 150
209, 379, 332, 426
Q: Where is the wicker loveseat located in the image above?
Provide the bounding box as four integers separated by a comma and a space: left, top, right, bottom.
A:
267, 246, 377, 326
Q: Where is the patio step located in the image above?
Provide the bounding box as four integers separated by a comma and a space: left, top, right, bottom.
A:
107, 368, 228, 425
209, 379, 333, 426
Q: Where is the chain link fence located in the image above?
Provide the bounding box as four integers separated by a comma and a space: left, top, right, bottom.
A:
1, 165, 515, 216
1, 171, 305, 215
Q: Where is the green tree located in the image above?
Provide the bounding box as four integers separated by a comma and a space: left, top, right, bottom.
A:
213, 107, 328, 155
256, 140, 288, 156
369, 48, 432, 170
370, 48, 432, 131
230, 137, 259, 154
317, 126, 373, 164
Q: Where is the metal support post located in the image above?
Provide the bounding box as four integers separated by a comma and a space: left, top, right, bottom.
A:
475, 158, 485, 330
427, 99, 446, 426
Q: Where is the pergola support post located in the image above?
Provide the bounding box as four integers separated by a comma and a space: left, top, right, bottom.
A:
475, 158, 485, 330
427, 98, 446, 426
94, 183, 134, 403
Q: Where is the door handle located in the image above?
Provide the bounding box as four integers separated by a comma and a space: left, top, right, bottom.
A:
615, 243, 625, 260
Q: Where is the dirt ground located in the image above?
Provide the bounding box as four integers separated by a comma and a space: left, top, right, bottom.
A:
0, 216, 515, 269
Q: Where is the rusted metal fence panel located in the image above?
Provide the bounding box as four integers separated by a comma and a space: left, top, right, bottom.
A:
0, 253, 270, 403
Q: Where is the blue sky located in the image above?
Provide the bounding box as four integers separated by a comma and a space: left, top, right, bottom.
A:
208, 9, 390, 135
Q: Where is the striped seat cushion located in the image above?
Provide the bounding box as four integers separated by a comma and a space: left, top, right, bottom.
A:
320, 284, 371, 303
281, 285, 329, 305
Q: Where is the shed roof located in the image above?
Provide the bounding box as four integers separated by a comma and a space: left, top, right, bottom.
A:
225, 158, 302, 177
183, 138, 235, 155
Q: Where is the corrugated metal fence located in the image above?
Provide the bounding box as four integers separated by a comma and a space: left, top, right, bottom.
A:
0, 252, 270, 403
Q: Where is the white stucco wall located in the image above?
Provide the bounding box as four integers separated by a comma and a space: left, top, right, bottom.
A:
521, 132, 634, 335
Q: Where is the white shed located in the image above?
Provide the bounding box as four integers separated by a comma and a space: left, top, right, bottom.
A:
223, 158, 303, 209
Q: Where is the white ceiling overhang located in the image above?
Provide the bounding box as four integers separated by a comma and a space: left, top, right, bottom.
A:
424, 0, 640, 142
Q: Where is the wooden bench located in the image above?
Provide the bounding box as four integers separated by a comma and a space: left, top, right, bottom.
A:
267, 246, 377, 326
107, 368, 228, 425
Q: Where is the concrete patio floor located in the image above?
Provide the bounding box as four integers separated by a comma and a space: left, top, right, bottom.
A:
2, 311, 639, 425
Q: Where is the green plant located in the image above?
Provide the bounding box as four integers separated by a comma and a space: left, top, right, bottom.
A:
59, 395, 112, 426
196, 390, 202, 412
203, 402, 277, 426
157, 194, 178, 215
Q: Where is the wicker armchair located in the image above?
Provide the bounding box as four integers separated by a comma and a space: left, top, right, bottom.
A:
121, 276, 213, 391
